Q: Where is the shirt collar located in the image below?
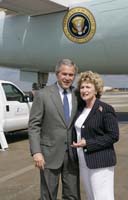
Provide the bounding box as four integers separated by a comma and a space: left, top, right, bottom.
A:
57, 82, 71, 94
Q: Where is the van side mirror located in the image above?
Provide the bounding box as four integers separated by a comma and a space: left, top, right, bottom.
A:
23, 95, 31, 102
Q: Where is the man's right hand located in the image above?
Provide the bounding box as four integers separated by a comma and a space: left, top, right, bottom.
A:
33, 153, 45, 170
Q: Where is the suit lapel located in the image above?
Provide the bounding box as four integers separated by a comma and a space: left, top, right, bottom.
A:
68, 90, 77, 127
79, 99, 100, 125
50, 84, 66, 124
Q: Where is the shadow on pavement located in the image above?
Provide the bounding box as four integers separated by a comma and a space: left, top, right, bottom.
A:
5, 130, 28, 144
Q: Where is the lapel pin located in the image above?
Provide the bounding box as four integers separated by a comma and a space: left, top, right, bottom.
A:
98, 106, 103, 112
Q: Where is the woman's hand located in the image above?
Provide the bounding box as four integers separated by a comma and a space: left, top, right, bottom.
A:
71, 138, 86, 148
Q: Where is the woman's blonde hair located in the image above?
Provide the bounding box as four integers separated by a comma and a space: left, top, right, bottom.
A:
77, 71, 104, 98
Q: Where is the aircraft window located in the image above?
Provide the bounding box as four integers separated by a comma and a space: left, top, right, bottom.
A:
2, 83, 24, 102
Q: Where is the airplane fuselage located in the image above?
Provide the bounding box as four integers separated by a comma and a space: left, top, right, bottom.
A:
0, 0, 128, 74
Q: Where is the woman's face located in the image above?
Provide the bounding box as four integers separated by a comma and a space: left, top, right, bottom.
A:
80, 81, 97, 102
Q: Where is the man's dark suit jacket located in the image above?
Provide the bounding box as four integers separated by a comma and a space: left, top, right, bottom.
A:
72, 98, 119, 169
28, 83, 78, 169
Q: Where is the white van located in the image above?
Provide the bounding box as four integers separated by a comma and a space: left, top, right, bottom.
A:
0, 80, 32, 150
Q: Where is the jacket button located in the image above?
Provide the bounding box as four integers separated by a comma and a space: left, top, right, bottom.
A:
84, 149, 87, 152
82, 125, 85, 128
65, 142, 67, 144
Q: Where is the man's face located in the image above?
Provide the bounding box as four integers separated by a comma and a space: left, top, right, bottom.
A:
56, 64, 76, 89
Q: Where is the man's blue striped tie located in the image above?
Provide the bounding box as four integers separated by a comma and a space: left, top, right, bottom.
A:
63, 90, 70, 125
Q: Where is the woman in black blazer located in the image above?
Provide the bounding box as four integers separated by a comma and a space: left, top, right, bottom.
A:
72, 71, 119, 200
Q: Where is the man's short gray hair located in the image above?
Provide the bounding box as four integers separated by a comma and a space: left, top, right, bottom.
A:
55, 58, 78, 74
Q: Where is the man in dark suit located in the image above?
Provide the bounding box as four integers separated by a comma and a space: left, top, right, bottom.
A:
28, 59, 80, 200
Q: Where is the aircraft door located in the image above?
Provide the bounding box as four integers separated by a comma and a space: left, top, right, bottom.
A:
2, 83, 30, 132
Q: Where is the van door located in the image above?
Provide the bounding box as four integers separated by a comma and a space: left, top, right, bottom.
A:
2, 83, 31, 132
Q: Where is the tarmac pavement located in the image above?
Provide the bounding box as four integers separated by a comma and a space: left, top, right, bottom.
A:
0, 122, 128, 200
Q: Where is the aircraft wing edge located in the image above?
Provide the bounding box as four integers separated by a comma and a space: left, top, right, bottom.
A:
0, 0, 68, 16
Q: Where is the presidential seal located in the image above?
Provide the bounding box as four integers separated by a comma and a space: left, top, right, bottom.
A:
63, 7, 96, 43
